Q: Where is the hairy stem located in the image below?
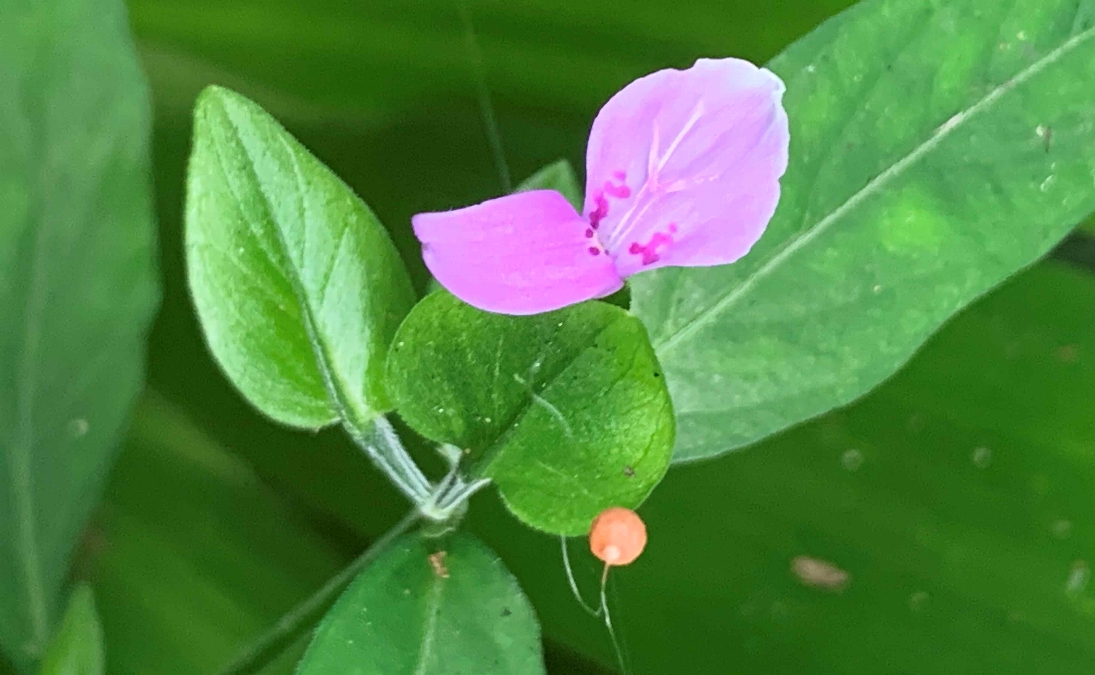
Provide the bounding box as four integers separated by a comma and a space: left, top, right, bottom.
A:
344, 416, 432, 503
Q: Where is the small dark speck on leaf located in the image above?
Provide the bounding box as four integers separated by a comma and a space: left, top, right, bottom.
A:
653, 371, 661, 378
623, 465, 635, 478
501, 608, 512, 617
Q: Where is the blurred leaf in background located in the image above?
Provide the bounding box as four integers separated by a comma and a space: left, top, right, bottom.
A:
0, 0, 158, 669
86, 393, 604, 675
39, 0, 1095, 672
90, 394, 347, 675
37, 585, 103, 675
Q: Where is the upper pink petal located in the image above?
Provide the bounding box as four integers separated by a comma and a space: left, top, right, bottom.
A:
583, 57, 789, 278
413, 190, 624, 315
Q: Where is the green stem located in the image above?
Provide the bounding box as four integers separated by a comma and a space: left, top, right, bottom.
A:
215, 510, 420, 675
458, 0, 511, 193
343, 415, 432, 503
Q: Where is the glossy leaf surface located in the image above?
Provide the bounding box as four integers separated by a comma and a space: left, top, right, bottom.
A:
186, 86, 415, 430
297, 532, 545, 675
102, 0, 1095, 672
387, 293, 673, 534
632, 0, 1095, 461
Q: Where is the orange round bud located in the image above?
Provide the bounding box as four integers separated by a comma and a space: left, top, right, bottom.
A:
589, 507, 647, 566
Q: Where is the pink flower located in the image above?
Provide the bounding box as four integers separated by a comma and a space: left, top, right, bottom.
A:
413, 57, 790, 315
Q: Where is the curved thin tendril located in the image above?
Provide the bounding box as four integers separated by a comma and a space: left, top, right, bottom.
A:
560, 536, 601, 617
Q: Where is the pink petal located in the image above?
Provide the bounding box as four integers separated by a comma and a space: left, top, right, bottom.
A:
583, 57, 789, 278
413, 190, 624, 315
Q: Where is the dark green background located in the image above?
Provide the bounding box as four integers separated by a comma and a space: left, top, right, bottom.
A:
21, 0, 1095, 672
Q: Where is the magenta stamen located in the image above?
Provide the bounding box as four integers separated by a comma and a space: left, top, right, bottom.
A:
588, 193, 609, 229
408, 57, 789, 316
628, 231, 674, 266
604, 181, 631, 199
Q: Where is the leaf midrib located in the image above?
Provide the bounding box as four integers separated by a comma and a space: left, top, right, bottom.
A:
210, 98, 367, 432
653, 23, 1095, 355
10, 106, 55, 657
412, 569, 446, 675
468, 313, 628, 477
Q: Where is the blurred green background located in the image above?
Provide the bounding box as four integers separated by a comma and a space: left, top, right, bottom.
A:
19, 0, 1095, 672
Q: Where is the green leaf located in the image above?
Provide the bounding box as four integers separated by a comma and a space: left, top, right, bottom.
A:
516, 159, 583, 211
0, 0, 159, 667
119, 0, 1095, 671
185, 85, 415, 430
386, 292, 673, 534
37, 586, 103, 675
297, 531, 545, 675
631, 0, 1095, 462
473, 261, 1095, 674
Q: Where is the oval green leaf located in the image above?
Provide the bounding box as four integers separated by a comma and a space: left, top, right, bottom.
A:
296, 531, 545, 675
185, 85, 415, 430
37, 586, 103, 675
0, 0, 159, 667
631, 0, 1095, 462
386, 293, 673, 534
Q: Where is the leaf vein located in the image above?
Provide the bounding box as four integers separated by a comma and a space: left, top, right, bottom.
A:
413, 573, 446, 675
655, 23, 1095, 355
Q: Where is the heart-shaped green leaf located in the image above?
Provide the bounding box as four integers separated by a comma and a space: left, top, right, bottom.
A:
37, 586, 103, 675
631, 0, 1095, 462
0, 0, 159, 667
185, 86, 415, 430
386, 292, 673, 534
296, 531, 545, 675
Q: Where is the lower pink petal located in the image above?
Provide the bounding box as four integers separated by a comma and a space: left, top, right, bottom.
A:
413, 190, 624, 315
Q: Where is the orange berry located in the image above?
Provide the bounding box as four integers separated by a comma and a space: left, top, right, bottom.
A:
589, 507, 647, 566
